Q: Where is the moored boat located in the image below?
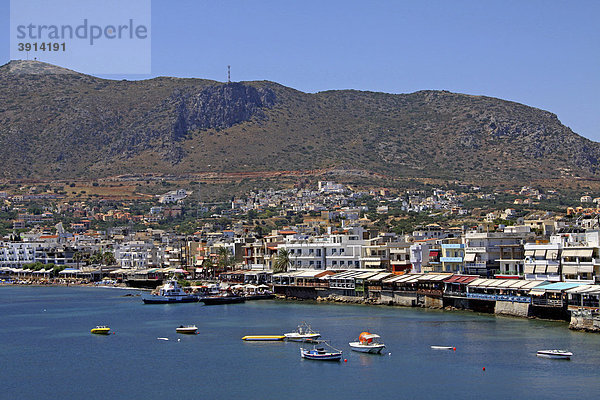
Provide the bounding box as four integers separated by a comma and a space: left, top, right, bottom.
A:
349, 332, 385, 354
91, 325, 111, 335
142, 279, 199, 304
201, 293, 246, 305
242, 335, 286, 341
176, 325, 198, 334
284, 322, 321, 342
300, 345, 342, 361
536, 350, 573, 360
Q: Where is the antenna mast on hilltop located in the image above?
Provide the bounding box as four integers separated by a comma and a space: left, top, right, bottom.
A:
227, 65, 231, 83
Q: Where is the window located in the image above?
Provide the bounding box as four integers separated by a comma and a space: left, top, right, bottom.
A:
355, 261, 360, 267
309, 249, 314, 254
332, 249, 337, 254
332, 261, 337, 266
340, 248, 345, 254
340, 261, 345, 266
309, 261, 314, 266
297, 249, 302, 256
316, 261, 322, 268
316, 249, 322, 257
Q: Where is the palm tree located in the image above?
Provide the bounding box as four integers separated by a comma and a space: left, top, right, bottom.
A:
216, 247, 233, 275
274, 249, 291, 273
102, 251, 116, 266
202, 258, 214, 279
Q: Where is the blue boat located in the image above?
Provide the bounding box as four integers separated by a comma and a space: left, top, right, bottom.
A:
300, 345, 342, 361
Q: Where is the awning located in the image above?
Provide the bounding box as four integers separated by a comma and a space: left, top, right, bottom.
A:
534, 249, 547, 258
364, 261, 382, 267
562, 265, 578, 275
429, 250, 439, 257
464, 253, 476, 262
529, 289, 546, 296
524, 249, 535, 257
534, 265, 546, 274
546, 265, 559, 274
547, 250, 559, 260
524, 265, 535, 274
562, 249, 593, 258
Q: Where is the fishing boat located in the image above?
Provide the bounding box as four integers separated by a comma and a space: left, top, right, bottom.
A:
142, 279, 199, 304
349, 332, 386, 354
284, 322, 321, 342
242, 335, 286, 341
90, 325, 111, 335
300, 344, 343, 361
536, 350, 573, 360
201, 292, 245, 305
176, 325, 198, 334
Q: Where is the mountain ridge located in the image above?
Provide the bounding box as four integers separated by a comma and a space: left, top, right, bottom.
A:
1, 60, 599, 184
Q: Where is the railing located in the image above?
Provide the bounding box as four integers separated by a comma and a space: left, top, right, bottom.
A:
531, 298, 563, 307
466, 293, 531, 303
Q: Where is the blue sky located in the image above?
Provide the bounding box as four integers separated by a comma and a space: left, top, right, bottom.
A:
1, 0, 598, 141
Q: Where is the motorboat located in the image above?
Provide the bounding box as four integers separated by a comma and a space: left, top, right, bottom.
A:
176, 325, 198, 334
284, 322, 321, 342
200, 292, 246, 305
91, 325, 111, 335
431, 346, 455, 351
242, 335, 286, 341
142, 279, 199, 304
244, 293, 276, 300
300, 345, 342, 361
536, 350, 573, 360
349, 332, 386, 354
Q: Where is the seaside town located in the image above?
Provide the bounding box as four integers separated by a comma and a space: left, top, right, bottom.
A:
1, 179, 600, 332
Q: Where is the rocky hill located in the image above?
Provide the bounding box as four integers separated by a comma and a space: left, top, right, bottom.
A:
1, 59, 599, 184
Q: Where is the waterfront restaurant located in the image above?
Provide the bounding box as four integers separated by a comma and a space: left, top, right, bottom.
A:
566, 284, 600, 310
528, 282, 587, 308
466, 279, 546, 302
443, 275, 479, 297
328, 270, 365, 296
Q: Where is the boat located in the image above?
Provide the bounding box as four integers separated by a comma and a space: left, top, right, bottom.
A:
349, 332, 386, 354
242, 335, 286, 341
176, 325, 198, 334
142, 279, 199, 304
90, 325, 111, 335
284, 322, 321, 342
300, 345, 342, 361
431, 346, 455, 350
536, 350, 573, 359
244, 293, 276, 300
200, 292, 246, 305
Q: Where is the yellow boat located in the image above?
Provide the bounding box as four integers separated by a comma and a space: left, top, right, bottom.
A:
242, 335, 285, 341
91, 325, 111, 335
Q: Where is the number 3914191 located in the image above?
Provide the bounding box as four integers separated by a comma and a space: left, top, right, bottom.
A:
18, 42, 66, 51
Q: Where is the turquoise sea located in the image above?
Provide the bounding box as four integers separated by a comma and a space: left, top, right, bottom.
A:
1, 286, 600, 400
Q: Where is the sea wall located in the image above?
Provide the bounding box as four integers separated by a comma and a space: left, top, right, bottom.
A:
494, 301, 531, 318
424, 296, 443, 309
569, 309, 600, 332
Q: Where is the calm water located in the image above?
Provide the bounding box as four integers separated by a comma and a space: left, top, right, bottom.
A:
1, 286, 600, 400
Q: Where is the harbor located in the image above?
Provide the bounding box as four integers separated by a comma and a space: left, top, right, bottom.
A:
2, 285, 600, 400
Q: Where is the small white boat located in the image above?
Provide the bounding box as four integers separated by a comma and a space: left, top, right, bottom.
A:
349, 332, 385, 354
284, 322, 321, 342
175, 325, 198, 334
536, 350, 573, 360
300, 346, 342, 361
431, 346, 455, 350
